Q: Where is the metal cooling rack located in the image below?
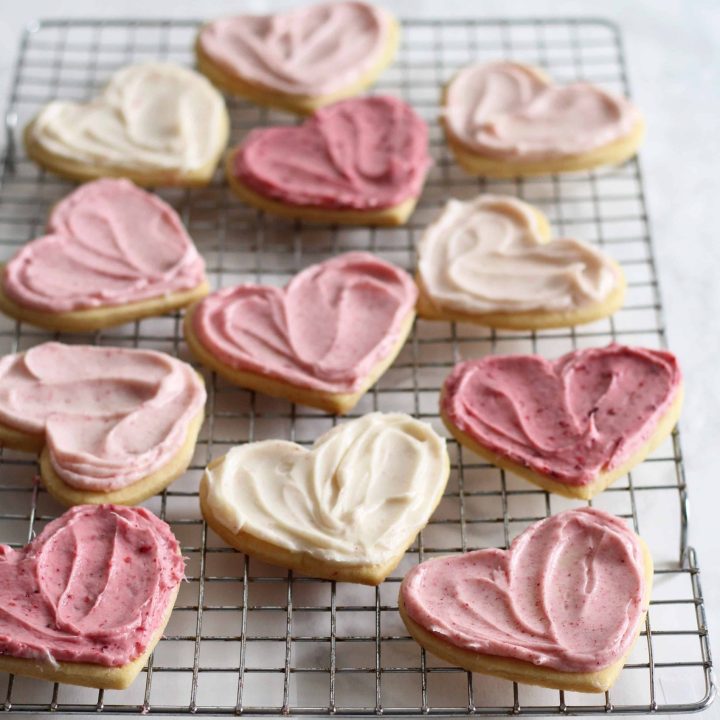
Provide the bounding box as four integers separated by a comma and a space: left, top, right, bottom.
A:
0, 15, 715, 717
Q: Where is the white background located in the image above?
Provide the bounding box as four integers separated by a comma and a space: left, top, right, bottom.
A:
0, 1, 718, 719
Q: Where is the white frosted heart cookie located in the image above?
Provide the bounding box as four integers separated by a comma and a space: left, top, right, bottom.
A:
25, 63, 229, 187
200, 412, 450, 585
399, 507, 653, 692
0, 504, 184, 689
196, 1, 400, 114
442, 61, 644, 177
0, 342, 206, 506
0, 179, 208, 332
416, 195, 625, 329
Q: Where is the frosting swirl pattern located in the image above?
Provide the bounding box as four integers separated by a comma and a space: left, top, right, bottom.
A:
441, 345, 681, 487
29, 63, 227, 173
191, 252, 417, 394
204, 412, 449, 565
418, 195, 620, 314
0, 343, 206, 491
0, 505, 184, 667
232, 96, 431, 210
401, 507, 648, 672
443, 61, 640, 160
198, 2, 392, 97
3, 179, 205, 313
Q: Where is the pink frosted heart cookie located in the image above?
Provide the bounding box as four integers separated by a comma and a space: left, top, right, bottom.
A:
184, 252, 417, 413
400, 507, 652, 692
0, 342, 206, 506
0, 179, 208, 331
196, 2, 400, 114
0, 504, 184, 689
226, 96, 431, 226
442, 61, 644, 176
441, 344, 682, 499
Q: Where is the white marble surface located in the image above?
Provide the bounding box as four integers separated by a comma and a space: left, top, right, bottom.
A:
0, 1, 718, 718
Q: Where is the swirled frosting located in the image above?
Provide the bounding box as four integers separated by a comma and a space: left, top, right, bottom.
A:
441, 345, 681, 487
401, 507, 647, 672
204, 412, 448, 565
418, 195, 619, 314
443, 61, 640, 160
3, 179, 205, 313
0, 343, 206, 491
0, 504, 183, 667
29, 63, 227, 173
198, 2, 392, 97
232, 96, 431, 209
191, 252, 417, 394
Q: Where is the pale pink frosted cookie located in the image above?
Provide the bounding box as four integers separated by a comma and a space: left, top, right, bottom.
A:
0, 504, 184, 689
0, 342, 206, 506
0, 179, 208, 331
196, 2, 400, 114
399, 507, 653, 692
442, 61, 644, 176
441, 344, 682, 499
226, 96, 431, 226
184, 252, 417, 413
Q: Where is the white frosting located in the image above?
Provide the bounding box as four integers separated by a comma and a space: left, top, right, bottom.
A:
204, 413, 449, 566
417, 195, 619, 314
29, 63, 227, 173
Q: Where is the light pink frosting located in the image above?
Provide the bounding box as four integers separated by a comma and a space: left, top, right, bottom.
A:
401, 507, 647, 673
444, 61, 640, 160
199, 2, 391, 97
3, 179, 205, 313
0, 343, 206, 491
442, 345, 681, 487
192, 252, 417, 394
233, 96, 431, 210
0, 504, 183, 667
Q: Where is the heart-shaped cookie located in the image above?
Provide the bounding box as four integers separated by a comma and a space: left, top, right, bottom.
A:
399, 507, 652, 692
0, 179, 208, 332
25, 63, 229, 187
0, 504, 183, 689
184, 252, 417, 413
201, 412, 449, 584
0, 342, 206, 506
441, 345, 682, 499
442, 61, 644, 176
196, 2, 400, 114
226, 96, 431, 226
417, 195, 625, 328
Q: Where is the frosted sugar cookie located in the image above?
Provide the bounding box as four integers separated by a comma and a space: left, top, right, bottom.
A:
441, 345, 682, 499
184, 252, 417, 414
225, 96, 431, 226
416, 195, 625, 329
25, 63, 229, 186
442, 61, 644, 177
0, 343, 206, 506
399, 507, 653, 692
196, 1, 400, 114
0, 504, 183, 689
0, 179, 208, 332
201, 412, 450, 584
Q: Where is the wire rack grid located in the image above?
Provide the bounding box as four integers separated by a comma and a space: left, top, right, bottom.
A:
0, 14, 714, 717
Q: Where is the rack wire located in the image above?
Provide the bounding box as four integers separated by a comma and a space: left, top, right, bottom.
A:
0, 15, 715, 717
